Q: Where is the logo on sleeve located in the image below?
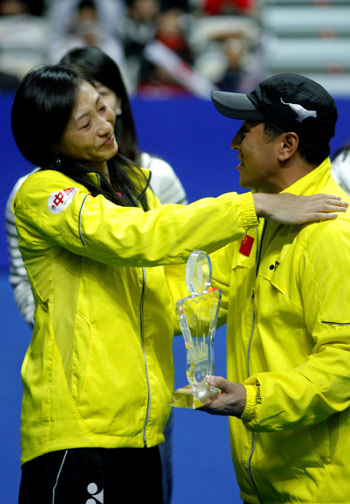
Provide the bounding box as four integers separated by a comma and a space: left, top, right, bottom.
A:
48, 187, 78, 214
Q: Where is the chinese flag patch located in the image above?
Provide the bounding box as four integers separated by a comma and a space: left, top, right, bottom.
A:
239, 235, 254, 257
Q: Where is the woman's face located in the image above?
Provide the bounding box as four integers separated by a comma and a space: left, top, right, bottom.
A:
57, 80, 118, 172
95, 81, 121, 117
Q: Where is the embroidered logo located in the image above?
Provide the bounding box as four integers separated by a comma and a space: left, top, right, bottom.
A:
86, 482, 104, 504
269, 261, 280, 271
280, 98, 317, 122
48, 187, 78, 214
239, 235, 254, 257
256, 378, 262, 404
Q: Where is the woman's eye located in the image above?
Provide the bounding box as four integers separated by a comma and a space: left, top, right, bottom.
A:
99, 104, 107, 112
81, 121, 91, 129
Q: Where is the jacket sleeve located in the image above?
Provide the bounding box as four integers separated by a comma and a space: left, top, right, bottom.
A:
13, 170, 258, 268
242, 217, 350, 431
6, 175, 35, 327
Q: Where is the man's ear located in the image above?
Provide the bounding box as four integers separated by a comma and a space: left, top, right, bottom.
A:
279, 132, 299, 161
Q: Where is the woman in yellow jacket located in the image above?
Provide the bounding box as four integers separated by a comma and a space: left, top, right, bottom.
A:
11, 65, 347, 504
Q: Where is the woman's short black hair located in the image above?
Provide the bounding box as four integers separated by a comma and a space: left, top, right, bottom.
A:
11, 64, 87, 167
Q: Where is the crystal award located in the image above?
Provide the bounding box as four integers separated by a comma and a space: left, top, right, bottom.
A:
171, 250, 221, 409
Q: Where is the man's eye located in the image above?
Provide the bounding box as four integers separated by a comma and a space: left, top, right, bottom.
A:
99, 104, 107, 112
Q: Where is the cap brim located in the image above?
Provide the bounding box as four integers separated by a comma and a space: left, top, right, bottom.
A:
211, 90, 265, 121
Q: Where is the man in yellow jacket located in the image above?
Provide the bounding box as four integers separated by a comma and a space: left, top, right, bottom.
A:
202, 74, 350, 503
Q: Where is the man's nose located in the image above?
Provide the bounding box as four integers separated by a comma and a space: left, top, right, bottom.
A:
231, 132, 241, 150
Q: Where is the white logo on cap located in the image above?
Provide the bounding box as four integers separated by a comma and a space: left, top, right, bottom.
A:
280, 98, 317, 122
48, 187, 78, 214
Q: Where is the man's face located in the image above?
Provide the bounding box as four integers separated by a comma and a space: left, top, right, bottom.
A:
231, 120, 283, 193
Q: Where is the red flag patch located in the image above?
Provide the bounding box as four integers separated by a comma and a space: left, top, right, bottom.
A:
239, 235, 254, 257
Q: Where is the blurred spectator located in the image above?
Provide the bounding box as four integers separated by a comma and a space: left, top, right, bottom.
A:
137, 53, 190, 97
138, 7, 192, 95
215, 36, 246, 90
123, 0, 160, 91
0, 0, 45, 16
155, 8, 193, 64
190, 15, 263, 91
137, 7, 215, 97
199, 0, 257, 16
47, 0, 129, 89
0, 0, 48, 79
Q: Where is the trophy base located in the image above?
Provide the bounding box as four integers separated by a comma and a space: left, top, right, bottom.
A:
170, 384, 219, 409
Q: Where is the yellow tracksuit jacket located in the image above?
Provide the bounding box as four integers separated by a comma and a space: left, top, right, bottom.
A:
12, 167, 258, 465
211, 158, 350, 503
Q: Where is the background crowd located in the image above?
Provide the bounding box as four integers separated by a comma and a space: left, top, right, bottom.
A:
0, 0, 264, 97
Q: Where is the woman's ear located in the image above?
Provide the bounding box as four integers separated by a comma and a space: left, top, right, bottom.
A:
279, 132, 299, 161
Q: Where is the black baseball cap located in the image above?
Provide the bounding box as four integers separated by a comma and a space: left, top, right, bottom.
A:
211, 73, 337, 141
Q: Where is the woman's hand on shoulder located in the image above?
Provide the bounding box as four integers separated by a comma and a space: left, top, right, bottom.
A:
253, 192, 348, 224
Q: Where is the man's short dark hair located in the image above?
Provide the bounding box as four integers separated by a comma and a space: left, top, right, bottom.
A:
263, 121, 331, 166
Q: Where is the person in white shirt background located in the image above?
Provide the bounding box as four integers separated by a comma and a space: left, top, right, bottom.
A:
332, 142, 350, 195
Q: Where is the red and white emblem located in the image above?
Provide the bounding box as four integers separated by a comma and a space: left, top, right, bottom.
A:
48, 187, 78, 214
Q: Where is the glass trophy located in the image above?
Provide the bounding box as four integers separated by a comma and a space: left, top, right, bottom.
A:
171, 250, 221, 409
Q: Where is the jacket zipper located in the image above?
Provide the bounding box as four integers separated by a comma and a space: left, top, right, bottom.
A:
246, 221, 266, 504
95, 173, 152, 444
140, 267, 151, 446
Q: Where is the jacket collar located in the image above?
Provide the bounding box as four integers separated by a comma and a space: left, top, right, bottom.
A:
87, 171, 101, 185
86, 166, 151, 190
281, 157, 332, 196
